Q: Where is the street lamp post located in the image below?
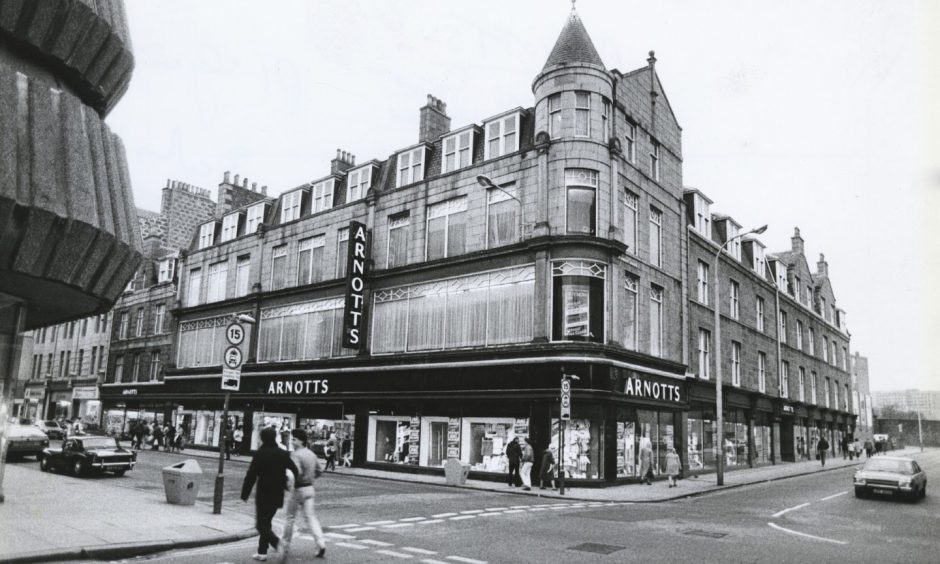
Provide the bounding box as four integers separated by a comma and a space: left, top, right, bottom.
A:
714, 224, 767, 486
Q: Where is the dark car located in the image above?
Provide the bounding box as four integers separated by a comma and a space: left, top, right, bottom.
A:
854, 456, 927, 500
39, 436, 137, 477
37, 420, 65, 440
4, 424, 50, 459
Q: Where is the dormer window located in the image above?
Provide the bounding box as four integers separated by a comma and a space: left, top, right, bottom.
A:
281, 189, 303, 223
246, 203, 266, 234
157, 258, 176, 283
220, 213, 240, 242
726, 222, 741, 261
198, 222, 216, 249
692, 193, 711, 237
312, 179, 334, 213
346, 166, 373, 203
753, 243, 766, 276
397, 147, 425, 187
442, 129, 474, 174
483, 112, 520, 160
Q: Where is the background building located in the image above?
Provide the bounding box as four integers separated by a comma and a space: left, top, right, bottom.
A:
852, 352, 874, 441
872, 389, 940, 421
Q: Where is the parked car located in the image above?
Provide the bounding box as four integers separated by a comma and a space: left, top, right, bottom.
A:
4, 424, 50, 459
854, 456, 926, 500
37, 420, 65, 440
39, 436, 137, 477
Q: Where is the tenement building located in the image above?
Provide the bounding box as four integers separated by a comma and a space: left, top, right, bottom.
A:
99, 9, 855, 484
102, 176, 268, 436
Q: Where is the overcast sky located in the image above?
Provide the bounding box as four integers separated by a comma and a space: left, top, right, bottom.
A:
107, 0, 939, 393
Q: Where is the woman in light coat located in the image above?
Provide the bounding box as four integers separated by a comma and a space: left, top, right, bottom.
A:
665, 446, 682, 487
639, 439, 653, 485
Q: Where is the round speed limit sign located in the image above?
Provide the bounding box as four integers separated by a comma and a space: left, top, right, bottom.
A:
226, 323, 245, 346
561, 379, 571, 393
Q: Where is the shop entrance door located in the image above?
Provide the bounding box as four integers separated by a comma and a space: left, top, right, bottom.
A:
779, 419, 794, 462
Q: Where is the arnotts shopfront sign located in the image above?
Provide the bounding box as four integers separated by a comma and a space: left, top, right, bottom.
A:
342, 220, 370, 349
623, 374, 683, 404
266, 379, 330, 395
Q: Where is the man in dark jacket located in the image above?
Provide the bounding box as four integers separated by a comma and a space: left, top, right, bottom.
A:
817, 436, 830, 467
505, 437, 522, 487
241, 427, 299, 561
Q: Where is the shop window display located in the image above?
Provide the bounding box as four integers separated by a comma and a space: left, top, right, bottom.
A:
551, 418, 603, 479
466, 419, 520, 473
251, 412, 297, 451
298, 417, 354, 458
193, 410, 244, 447
686, 412, 717, 472
369, 417, 412, 464
616, 421, 636, 477
637, 410, 674, 477
722, 410, 749, 467
753, 424, 772, 464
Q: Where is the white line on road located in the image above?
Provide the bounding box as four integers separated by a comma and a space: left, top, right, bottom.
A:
503, 509, 526, 514
509, 505, 530, 509
400, 516, 428, 522
360, 539, 395, 547
421, 560, 450, 564
446, 556, 488, 564
345, 526, 376, 532
376, 549, 415, 559
771, 502, 811, 518
460, 509, 484, 514
329, 523, 360, 529
419, 519, 445, 524
476, 511, 503, 517
385, 523, 415, 528
528, 507, 550, 511
403, 547, 438, 555
767, 522, 847, 545
324, 532, 356, 539
334, 542, 370, 550
365, 520, 397, 525
821, 491, 849, 501
484, 507, 508, 511
433, 512, 458, 518
450, 515, 476, 521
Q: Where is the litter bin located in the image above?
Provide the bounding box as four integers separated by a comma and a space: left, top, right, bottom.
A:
444, 458, 470, 486
162, 459, 202, 505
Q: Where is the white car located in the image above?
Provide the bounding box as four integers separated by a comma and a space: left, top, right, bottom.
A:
854, 456, 926, 500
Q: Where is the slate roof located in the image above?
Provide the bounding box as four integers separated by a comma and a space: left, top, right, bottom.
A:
542, 11, 604, 72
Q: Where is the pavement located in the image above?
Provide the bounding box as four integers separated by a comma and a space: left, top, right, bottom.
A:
0, 446, 922, 563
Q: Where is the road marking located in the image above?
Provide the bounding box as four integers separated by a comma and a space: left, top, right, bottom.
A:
549, 506, 568, 510
477, 511, 503, 517
334, 542, 369, 550
385, 523, 415, 528
329, 523, 360, 529
400, 516, 428, 522
528, 507, 550, 511
421, 560, 450, 564
366, 520, 397, 525
360, 539, 395, 547
403, 547, 438, 555
419, 519, 445, 524
345, 526, 376, 532
325, 532, 356, 539
433, 512, 458, 518
771, 502, 811, 518
509, 505, 530, 509
446, 556, 488, 564
376, 549, 415, 559
503, 509, 526, 514
460, 509, 484, 514
767, 522, 847, 545
450, 515, 476, 521
484, 507, 508, 511
821, 491, 849, 501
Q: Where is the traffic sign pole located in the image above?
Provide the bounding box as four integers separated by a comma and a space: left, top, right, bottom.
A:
559, 372, 571, 496
214, 321, 246, 514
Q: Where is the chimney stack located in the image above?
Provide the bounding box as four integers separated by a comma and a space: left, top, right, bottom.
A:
418, 94, 450, 143
331, 148, 356, 174
252, 182, 258, 192
234, 174, 240, 185
791, 227, 804, 254
817, 253, 828, 278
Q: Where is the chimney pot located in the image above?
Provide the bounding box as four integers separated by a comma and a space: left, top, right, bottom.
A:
252, 182, 258, 191
243, 178, 248, 188
262, 185, 268, 196
351, 154, 356, 165
166, 179, 171, 188
336, 149, 341, 159
234, 174, 240, 185
224, 171, 230, 183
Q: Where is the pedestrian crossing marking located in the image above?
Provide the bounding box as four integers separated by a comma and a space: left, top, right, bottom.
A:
334, 542, 369, 550
385, 523, 415, 528
359, 539, 395, 547
375, 549, 415, 559
483, 507, 507, 511
420, 559, 450, 564
503, 509, 525, 514
329, 523, 360, 529
449, 515, 475, 521
476, 511, 503, 517
446, 556, 488, 564
324, 532, 356, 539
432, 512, 458, 518
365, 520, 396, 525
400, 517, 428, 522
345, 526, 376, 532
402, 547, 438, 555
459, 509, 484, 514
418, 519, 445, 524
509, 505, 530, 509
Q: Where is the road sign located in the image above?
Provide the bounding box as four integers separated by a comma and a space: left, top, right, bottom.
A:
221, 368, 241, 391
560, 377, 571, 421
226, 323, 245, 346
223, 346, 243, 369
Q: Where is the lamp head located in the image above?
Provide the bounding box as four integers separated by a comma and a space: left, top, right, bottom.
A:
234, 314, 256, 324
752, 224, 768, 235
476, 175, 495, 189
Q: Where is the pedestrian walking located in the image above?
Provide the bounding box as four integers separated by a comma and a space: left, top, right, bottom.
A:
341, 437, 352, 468
179, 421, 190, 451
665, 445, 682, 487
639, 438, 654, 485
152, 424, 164, 450
240, 427, 300, 562
224, 423, 235, 461
233, 425, 244, 456
520, 438, 534, 491
324, 440, 336, 472
853, 438, 862, 460
165, 424, 177, 453
864, 438, 873, 458
505, 436, 522, 487
539, 445, 556, 490
817, 436, 829, 467
841, 436, 848, 460
280, 429, 327, 561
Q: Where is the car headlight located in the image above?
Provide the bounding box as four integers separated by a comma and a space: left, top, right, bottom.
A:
899, 478, 912, 487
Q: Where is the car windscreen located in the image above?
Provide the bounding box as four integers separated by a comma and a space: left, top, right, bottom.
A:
81, 438, 120, 449
863, 459, 913, 474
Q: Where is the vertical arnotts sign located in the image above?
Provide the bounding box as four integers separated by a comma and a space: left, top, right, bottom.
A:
342, 220, 370, 348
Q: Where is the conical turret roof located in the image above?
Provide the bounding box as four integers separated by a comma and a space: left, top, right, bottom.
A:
541, 10, 604, 72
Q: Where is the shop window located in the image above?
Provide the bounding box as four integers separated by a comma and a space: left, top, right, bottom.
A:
552, 260, 605, 343
686, 410, 717, 473
368, 416, 412, 464
637, 410, 674, 479
372, 265, 535, 353
565, 169, 598, 235
467, 419, 519, 473
722, 410, 749, 468
251, 412, 295, 451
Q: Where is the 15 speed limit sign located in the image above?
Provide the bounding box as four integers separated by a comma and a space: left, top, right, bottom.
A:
226, 323, 245, 346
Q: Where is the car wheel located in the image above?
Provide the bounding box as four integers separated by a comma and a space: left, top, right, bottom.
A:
39, 456, 49, 472
854, 487, 866, 498
112, 469, 126, 477
72, 459, 85, 477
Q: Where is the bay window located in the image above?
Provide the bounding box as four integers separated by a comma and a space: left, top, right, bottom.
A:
565, 168, 598, 235
623, 274, 638, 350
552, 260, 605, 343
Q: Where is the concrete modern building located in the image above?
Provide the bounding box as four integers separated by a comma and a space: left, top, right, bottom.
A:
872, 389, 940, 421
852, 352, 874, 440
0, 0, 142, 502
